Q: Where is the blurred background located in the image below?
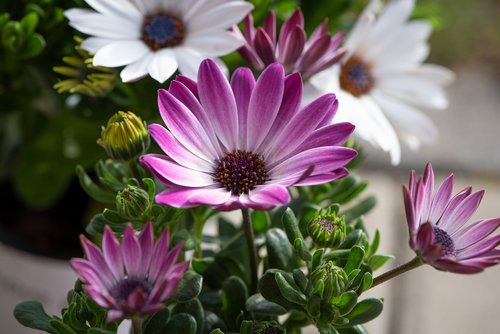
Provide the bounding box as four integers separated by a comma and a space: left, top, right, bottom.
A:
1, 0, 499, 333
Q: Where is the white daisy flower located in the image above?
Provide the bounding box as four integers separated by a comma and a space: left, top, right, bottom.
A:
65, 0, 253, 83
308, 0, 454, 165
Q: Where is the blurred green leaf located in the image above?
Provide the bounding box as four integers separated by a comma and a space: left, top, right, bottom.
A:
14, 301, 56, 333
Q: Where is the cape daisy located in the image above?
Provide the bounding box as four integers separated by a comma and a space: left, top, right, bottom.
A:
65, 0, 253, 83
404, 164, 500, 273
140, 59, 357, 211
309, 0, 454, 164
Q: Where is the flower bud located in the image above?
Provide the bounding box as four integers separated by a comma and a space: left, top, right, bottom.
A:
97, 111, 150, 161
253, 321, 285, 334
307, 208, 346, 248
116, 185, 150, 221
310, 261, 349, 303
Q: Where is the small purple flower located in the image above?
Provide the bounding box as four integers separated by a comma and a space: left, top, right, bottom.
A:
235, 9, 346, 79
140, 59, 356, 211
404, 163, 500, 274
71, 224, 189, 322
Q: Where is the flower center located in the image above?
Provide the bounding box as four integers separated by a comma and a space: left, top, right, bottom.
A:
141, 14, 184, 51
214, 150, 268, 196
110, 278, 152, 302
433, 226, 457, 257
339, 55, 374, 97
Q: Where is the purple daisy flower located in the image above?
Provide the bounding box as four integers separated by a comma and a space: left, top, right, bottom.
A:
404, 163, 500, 274
140, 59, 356, 211
71, 223, 189, 322
234, 9, 346, 79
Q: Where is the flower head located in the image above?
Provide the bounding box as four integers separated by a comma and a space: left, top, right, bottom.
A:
403, 163, 500, 274
309, 0, 454, 165
53, 37, 116, 97
98, 111, 150, 161
65, 0, 253, 83
116, 185, 151, 221
71, 224, 189, 322
235, 9, 345, 80
140, 59, 356, 211
308, 207, 346, 248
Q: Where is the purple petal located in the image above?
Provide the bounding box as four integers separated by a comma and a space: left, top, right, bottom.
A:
79, 235, 115, 285
148, 124, 213, 172
102, 226, 124, 281
304, 47, 346, 79
231, 67, 255, 149
266, 94, 337, 163
454, 218, 500, 250
159, 262, 190, 300
415, 222, 434, 253
278, 9, 304, 58
316, 99, 338, 129
141, 154, 214, 188
138, 223, 154, 275
421, 163, 435, 219
296, 35, 330, 72
279, 26, 306, 68
403, 186, 417, 243
248, 184, 291, 207
83, 285, 114, 308
126, 287, 148, 312
270, 146, 357, 184
106, 310, 125, 322
121, 224, 142, 277
257, 73, 303, 152
428, 174, 454, 223
292, 122, 355, 154
174, 75, 198, 98
155, 187, 232, 208
263, 11, 276, 46
413, 180, 425, 228
254, 28, 276, 66
247, 63, 285, 151
242, 14, 255, 43
457, 234, 500, 260
306, 19, 329, 48
148, 229, 170, 282
440, 190, 484, 235
157, 89, 218, 161
238, 43, 265, 70
198, 59, 238, 149
71, 258, 110, 291
294, 168, 349, 186
433, 258, 484, 274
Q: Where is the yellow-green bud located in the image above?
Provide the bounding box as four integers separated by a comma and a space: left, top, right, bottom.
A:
310, 261, 349, 303
116, 185, 150, 221
307, 208, 346, 248
97, 111, 150, 161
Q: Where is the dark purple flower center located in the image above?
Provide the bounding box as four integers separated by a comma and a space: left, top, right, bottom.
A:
339, 55, 374, 97
318, 218, 336, 233
142, 13, 184, 50
433, 226, 457, 257
214, 150, 268, 196
110, 278, 152, 302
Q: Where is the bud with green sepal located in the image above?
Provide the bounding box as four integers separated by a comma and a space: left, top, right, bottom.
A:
97, 111, 150, 161
115, 184, 151, 221
310, 261, 349, 304
308, 205, 346, 248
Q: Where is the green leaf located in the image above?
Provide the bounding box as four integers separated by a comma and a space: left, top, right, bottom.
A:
173, 270, 203, 302
266, 228, 294, 271
172, 299, 204, 334
368, 255, 394, 271
143, 308, 170, 334
368, 230, 381, 257
342, 298, 384, 327
76, 165, 115, 203
344, 246, 365, 274
49, 318, 78, 334
143, 178, 156, 203
20, 33, 45, 59
252, 210, 270, 233
103, 209, 128, 224
342, 197, 377, 223
14, 301, 56, 333
292, 268, 309, 293
209, 330, 224, 334
311, 248, 324, 272
221, 276, 248, 330
317, 323, 339, 334
246, 294, 287, 315
258, 269, 302, 311
88, 329, 117, 334
163, 313, 197, 334
20, 12, 38, 34
275, 273, 307, 306
360, 273, 373, 293
293, 238, 312, 261
307, 295, 321, 318
282, 208, 303, 244
338, 230, 366, 250
336, 291, 358, 316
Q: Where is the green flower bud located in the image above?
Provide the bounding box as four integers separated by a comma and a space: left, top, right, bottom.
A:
310, 261, 349, 303
307, 208, 346, 248
116, 185, 150, 221
98, 111, 150, 161
252, 321, 285, 334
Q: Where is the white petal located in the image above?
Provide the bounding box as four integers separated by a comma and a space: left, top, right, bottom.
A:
147, 49, 179, 83
371, 89, 439, 145
407, 64, 456, 85
94, 40, 150, 67
83, 0, 142, 21
81, 37, 114, 52
184, 30, 244, 57
120, 52, 154, 82
345, 0, 380, 52
66, 10, 140, 39
174, 47, 203, 79
367, 0, 414, 43
184, 0, 235, 21
187, 2, 253, 33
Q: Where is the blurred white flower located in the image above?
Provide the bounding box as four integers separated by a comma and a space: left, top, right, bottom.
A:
65, 0, 253, 83
308, 0, 454, 165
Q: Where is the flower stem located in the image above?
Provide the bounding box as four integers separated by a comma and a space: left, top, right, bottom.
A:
193, 215, 205, 259
129, 159, 144, 188
371, 256, 424, 288
241, 208, 258, 293
131, 317, 143, 334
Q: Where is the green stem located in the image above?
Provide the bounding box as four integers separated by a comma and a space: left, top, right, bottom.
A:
371, 256, 424, 288
193, 215, 205, 259
242, 208, 258, 294
131, 317, 142, 334
129, 159, 144, 188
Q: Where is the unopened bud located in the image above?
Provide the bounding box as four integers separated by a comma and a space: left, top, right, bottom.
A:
310, 261, 349, 303
116, 185, 150, 221
308, 208, 346, 248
